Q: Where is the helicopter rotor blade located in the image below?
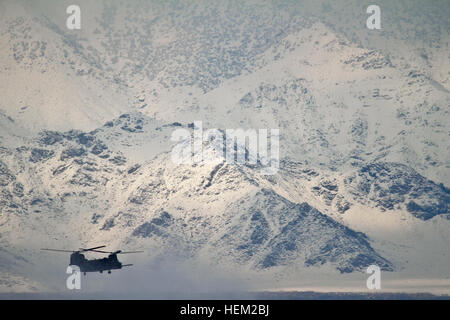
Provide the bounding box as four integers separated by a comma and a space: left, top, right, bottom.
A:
88, 249, 111, 254
122, 264, 133, 267
86, 249, 124, 254
41, 248, 76, 253
84, 249, 121, 254
118, 251, 144, 254
73, 249, 144, 254
79, 245, 107, 252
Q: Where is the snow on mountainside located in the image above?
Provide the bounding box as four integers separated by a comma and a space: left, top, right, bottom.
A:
0, 111, 448, 290
0, 0, 449, 293
201, 188, 393, 273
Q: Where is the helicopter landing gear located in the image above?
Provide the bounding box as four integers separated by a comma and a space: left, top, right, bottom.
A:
84, 272, 86, 276
100, 270, 103, 273
108, 270, 111, 274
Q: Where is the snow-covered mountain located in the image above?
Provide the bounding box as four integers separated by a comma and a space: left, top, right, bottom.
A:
0, 0, 449, 294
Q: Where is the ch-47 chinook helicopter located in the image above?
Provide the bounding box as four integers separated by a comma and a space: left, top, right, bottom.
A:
41, 245, 143, 275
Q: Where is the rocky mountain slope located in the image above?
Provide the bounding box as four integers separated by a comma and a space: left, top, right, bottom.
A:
0, 0, 448, 293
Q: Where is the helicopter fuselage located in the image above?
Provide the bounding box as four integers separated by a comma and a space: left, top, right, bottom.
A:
41, 245, 139, 274
70, 252, 122, 273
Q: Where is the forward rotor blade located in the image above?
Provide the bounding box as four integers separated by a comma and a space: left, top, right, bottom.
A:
88, 250, 111, 254
79, 245, 106, 252
83, 249, 144, 254
85, 249, 120, 254
41, 248, 75, 253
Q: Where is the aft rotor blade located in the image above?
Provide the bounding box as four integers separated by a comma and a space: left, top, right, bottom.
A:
118, 251, 144, 254
79, 245, 106, 252
41, 248, 75, 253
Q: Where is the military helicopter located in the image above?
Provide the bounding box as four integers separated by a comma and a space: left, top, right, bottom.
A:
41, 245, 143, 275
